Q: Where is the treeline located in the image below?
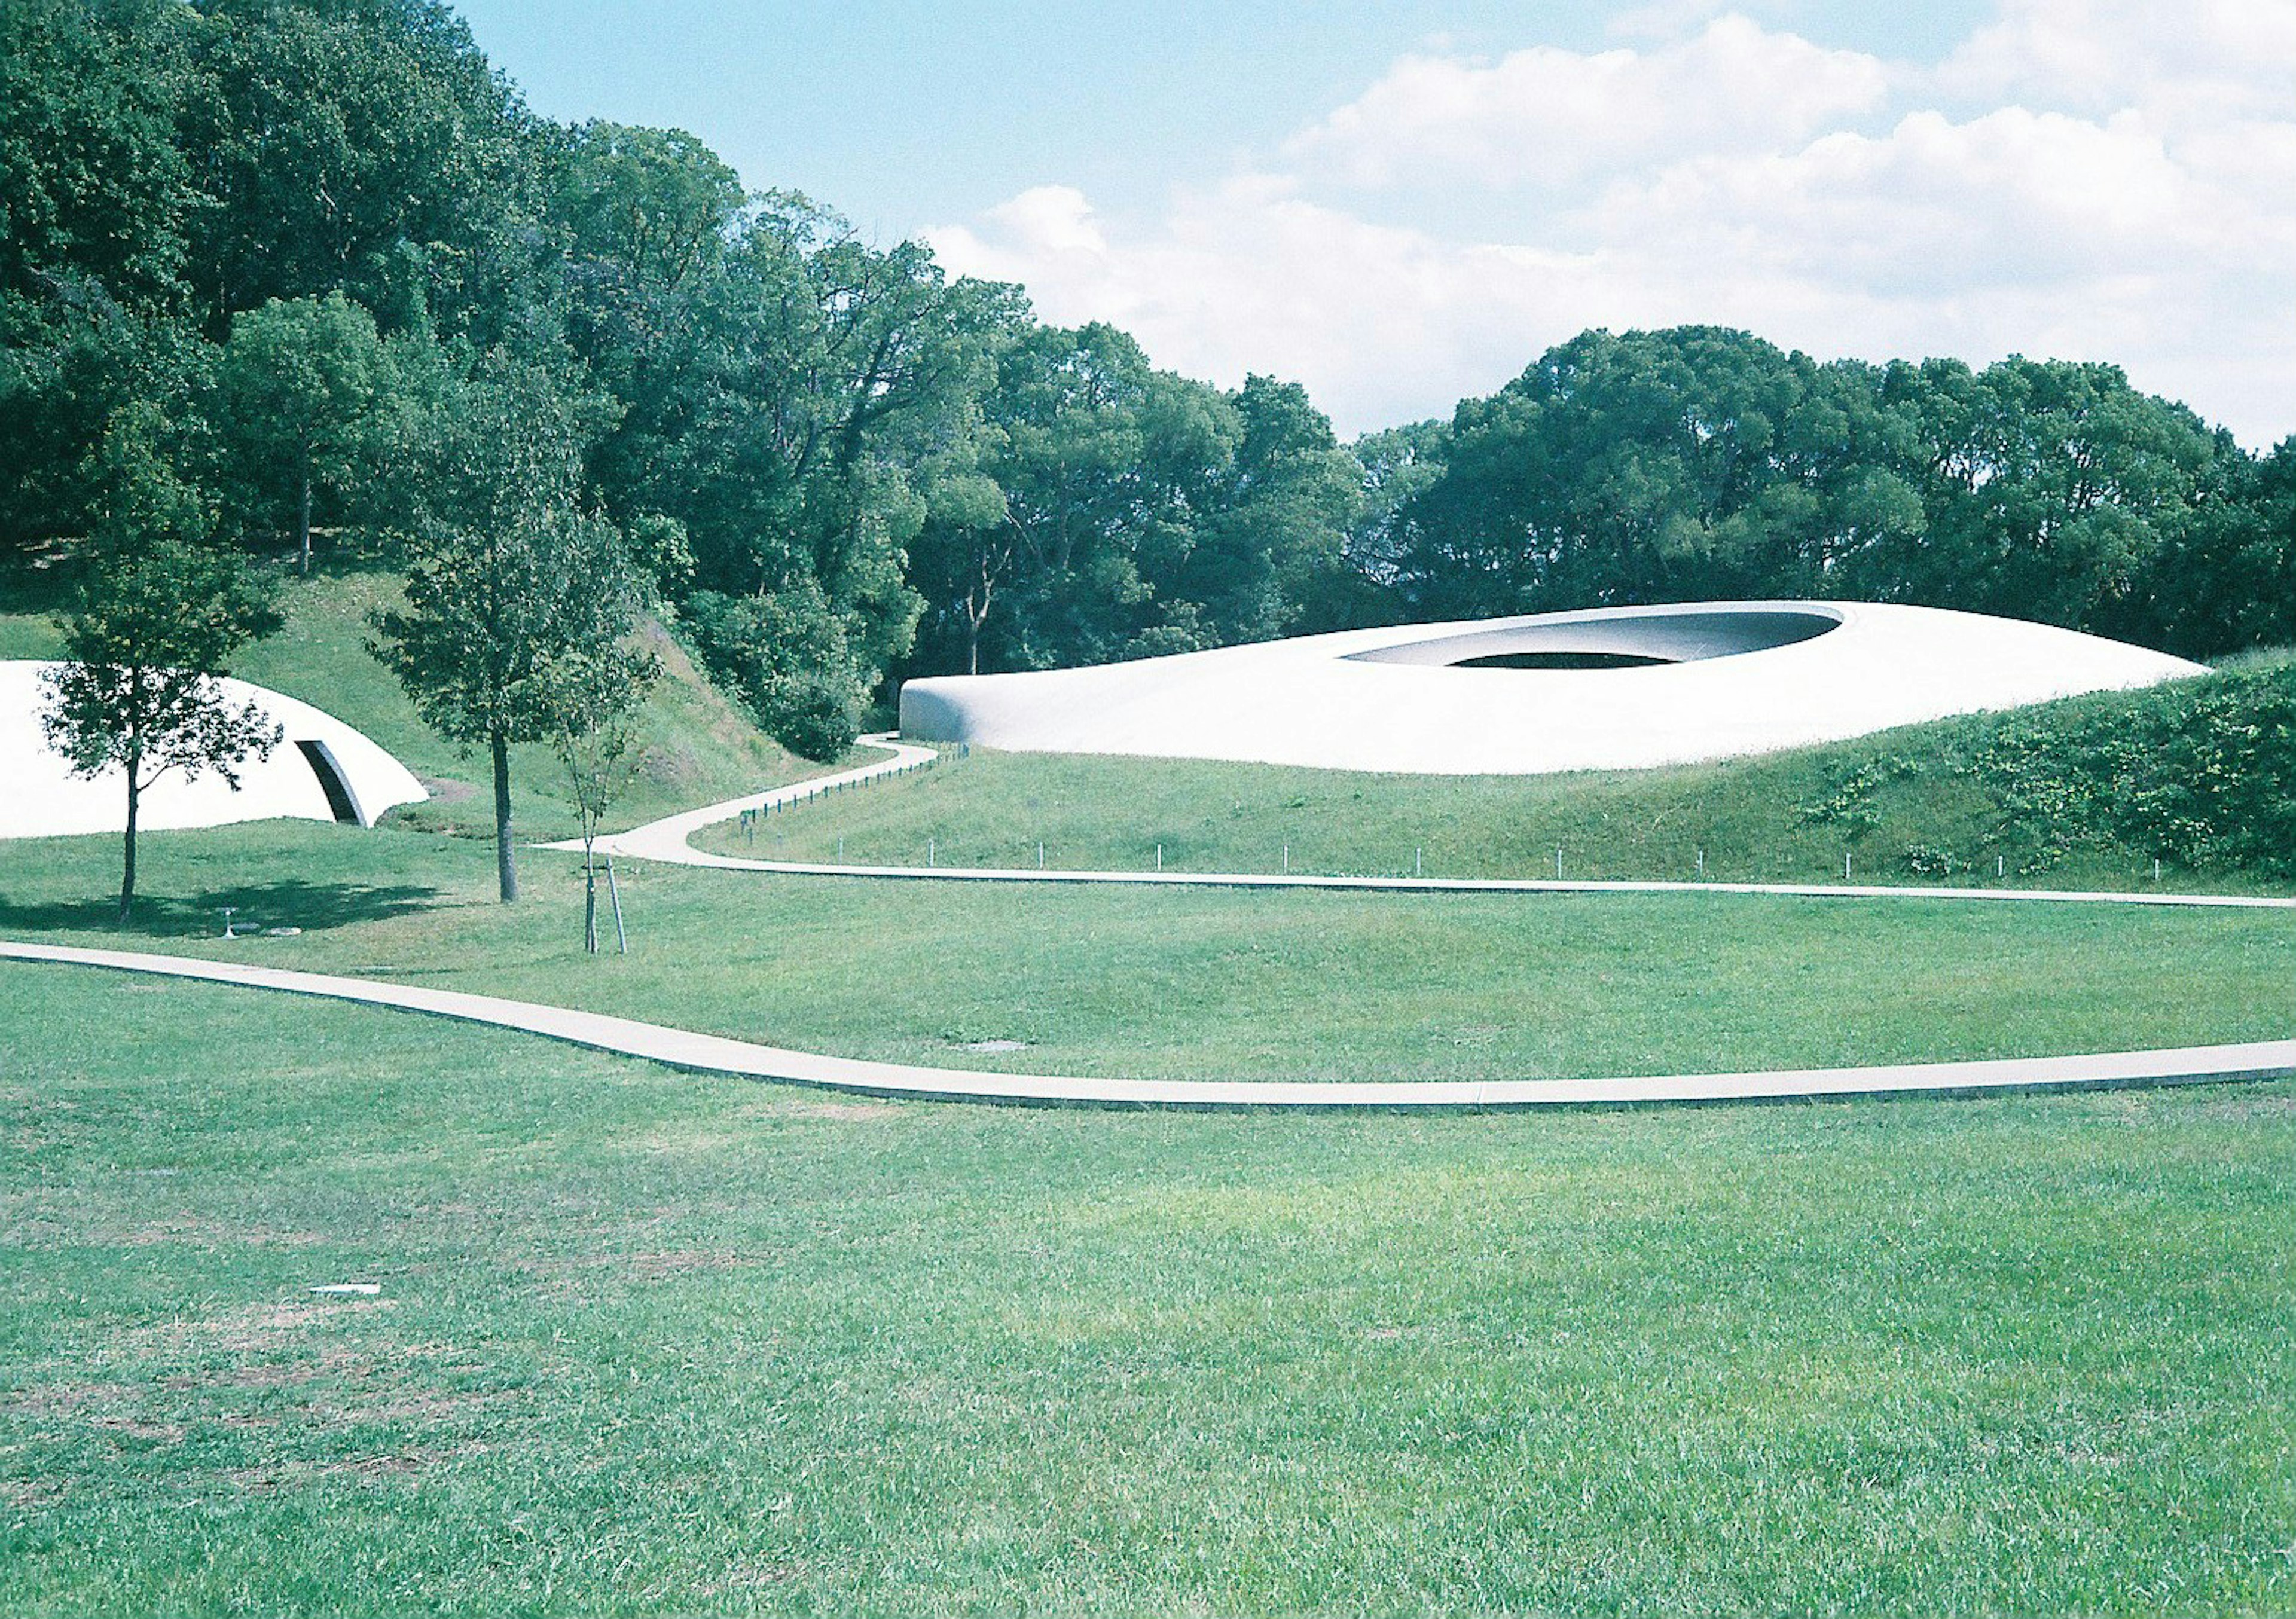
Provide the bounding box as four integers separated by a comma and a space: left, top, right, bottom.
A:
0, 0, 1367, 759
6, 0, 2294, 768
1363, 327, 2290, 659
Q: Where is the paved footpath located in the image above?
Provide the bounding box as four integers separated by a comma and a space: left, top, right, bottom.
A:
559, 734, 2296, 912
6, 939, 2294, 1111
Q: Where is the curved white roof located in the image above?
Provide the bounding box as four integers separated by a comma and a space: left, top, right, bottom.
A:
899, 601, 2210, 775
1, 660, 427, 838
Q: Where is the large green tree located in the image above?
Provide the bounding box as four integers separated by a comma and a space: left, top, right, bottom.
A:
1384, 328, 2236, 643
213, 291, 392, 572
370, 355, 638, 902
185, 0, 546, 338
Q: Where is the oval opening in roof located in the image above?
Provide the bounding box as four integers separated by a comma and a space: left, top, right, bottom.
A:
1344, 606, 1843, 668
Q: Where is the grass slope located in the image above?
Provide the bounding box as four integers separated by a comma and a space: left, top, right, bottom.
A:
2, 564, 833, 839
4, 966, 2292, 1615
704, 656, 2296, 894
5, 821, 2294, 1083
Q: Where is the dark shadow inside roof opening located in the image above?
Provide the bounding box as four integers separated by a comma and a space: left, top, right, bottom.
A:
1346, 607, 1843, 668
1452, 651, 1677, 670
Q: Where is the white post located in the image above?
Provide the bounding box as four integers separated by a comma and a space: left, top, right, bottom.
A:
1555, 847, 1563, 880
838, 835, 845, 862
1845, 851, 1852, 880
1037, 841, 1045, 869
1156, 844, 1162, 871
929, 837, 935, 867
1696, 848, 1703, 877
1283, 843, 1290, 874
1415, 846, 1422, 878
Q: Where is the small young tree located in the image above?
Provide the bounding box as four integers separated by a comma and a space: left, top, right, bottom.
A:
39, 405, 283, 924
538, 560, 660, 950
370, 356, 632, 903
546, 642, 658, 952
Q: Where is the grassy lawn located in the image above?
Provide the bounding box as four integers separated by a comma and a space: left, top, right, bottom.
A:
3, 965, 2292, 1615
5, 820, 2295, 1084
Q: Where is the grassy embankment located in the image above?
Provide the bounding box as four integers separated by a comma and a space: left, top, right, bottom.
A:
0, 563, 830, 841
3, 967, 2292, 1615
701, 653, 2296, 896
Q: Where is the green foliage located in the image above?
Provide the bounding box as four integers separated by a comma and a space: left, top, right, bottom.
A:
905, 327, 1367, 677
212, 291, 393, 565
1391, 328, 2253, 653
0, 0, 205, 313
36, 401, 283, 919
368, 354, 649, 899
184, 0, 546, 336
42, 533, 282, 786
1794, 760, 1913, 833
685, 581, 866, 760
1964, 665, 2296, 874
12, 0, 2296, 747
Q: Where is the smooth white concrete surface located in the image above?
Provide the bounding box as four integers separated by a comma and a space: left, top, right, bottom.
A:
569, 734, 2296, 913
898, 601, 2209, 775
7, 939, 2291, 1110
0, 659, 427, 838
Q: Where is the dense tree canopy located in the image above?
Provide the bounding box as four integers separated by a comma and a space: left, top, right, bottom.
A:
4, 0, 2291, 776
1385, 328, 2268, 658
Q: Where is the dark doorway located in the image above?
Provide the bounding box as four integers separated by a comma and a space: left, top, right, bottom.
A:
296, 739, 361, 824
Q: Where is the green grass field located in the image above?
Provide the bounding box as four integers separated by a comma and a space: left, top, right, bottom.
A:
4, 966, 2292, 1615
10, 570, 2296, 1611
6, 820, 2295, 1084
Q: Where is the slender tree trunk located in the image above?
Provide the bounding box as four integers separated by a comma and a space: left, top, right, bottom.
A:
491, 726, 519, 903
966, 612, 981, 676
299, 468, 312, 576
118, 767, 140, 927
583, 842, 599, 953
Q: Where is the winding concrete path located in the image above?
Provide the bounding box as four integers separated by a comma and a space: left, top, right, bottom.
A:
5, 939, 2292, 1110
560, 734, 2296, 912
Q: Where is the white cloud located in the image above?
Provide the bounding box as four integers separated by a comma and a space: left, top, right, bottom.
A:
927, 2, 2296, 447
1285, 16, 1891, 190
1940, 0, 2296, 117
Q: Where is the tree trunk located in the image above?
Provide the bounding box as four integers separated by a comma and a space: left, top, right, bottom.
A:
583, 845, 599, 953
491, 726, 519, 903
118, 766, 140, 927
299, 467, 312, 576
966, 612, 981, 676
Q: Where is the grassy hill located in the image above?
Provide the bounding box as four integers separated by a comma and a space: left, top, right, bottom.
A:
707, 655, 2296, 893
1, 564, 835, 839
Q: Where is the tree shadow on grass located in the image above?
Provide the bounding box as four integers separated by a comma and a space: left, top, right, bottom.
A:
0, 878, 446, 939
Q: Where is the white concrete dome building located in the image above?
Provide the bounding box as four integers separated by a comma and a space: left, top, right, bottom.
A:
1, 659, 426, 838
899, 601, 2209, 776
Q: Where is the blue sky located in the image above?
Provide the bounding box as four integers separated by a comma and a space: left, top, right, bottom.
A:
456, 1, 1990, 233
453, 1, 2296, 445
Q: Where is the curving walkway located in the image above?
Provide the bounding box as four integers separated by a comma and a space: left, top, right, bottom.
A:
5, 939, 2293, 1110
558, 734, 2296, 913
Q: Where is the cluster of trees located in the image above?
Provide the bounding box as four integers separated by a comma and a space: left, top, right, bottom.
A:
10, 0, 2296, 925
1363, 327, 2286, 661
2, 0, 1370, 760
